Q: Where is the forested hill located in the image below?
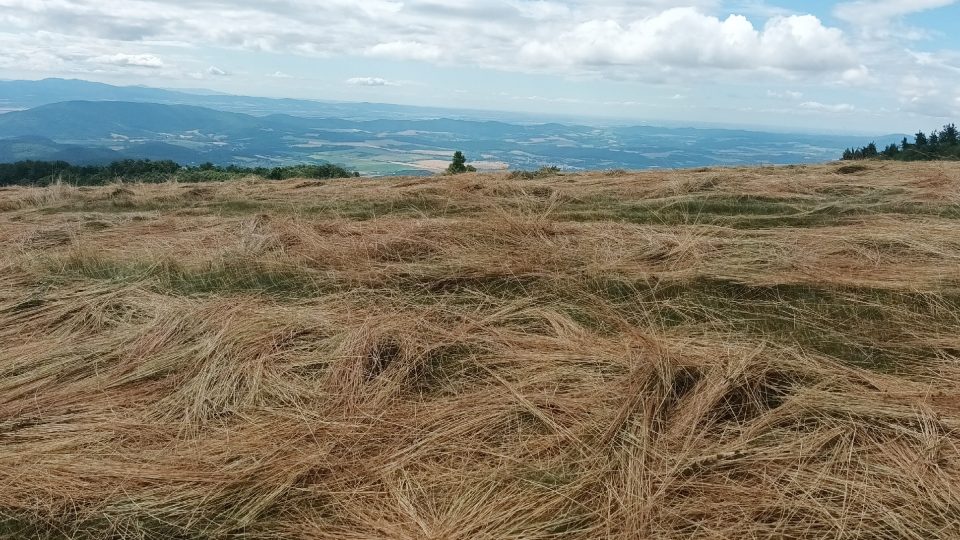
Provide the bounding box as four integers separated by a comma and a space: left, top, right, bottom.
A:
0, 159, 359, 186
843, 123, 959, 161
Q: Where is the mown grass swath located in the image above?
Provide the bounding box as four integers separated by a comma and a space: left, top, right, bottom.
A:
1, 162, 960, 538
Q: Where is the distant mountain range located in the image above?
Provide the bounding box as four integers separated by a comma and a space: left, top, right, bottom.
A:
0, 78, 516, 121
0, 135, 210, 165
0, 79, 906, 175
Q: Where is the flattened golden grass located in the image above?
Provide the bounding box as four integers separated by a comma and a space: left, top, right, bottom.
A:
2, 162, 960, 538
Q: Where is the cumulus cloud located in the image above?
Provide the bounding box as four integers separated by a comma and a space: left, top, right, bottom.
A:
206, 66, 229, 76
518, 9, 855, 75
346, 77, 400, 87
840, 65, 873, 85
0, 0, 858, 82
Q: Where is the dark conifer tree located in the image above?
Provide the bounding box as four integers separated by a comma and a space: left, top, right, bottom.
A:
940, 124, 959, 146
445, 151, 476, 174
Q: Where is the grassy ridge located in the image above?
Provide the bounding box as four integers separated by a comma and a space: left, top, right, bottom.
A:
1, 162, 960, 538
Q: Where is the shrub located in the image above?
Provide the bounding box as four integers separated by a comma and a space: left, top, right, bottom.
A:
507, 166, 562, 180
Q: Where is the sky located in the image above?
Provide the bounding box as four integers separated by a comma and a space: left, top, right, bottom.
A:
1, 0, 959, 134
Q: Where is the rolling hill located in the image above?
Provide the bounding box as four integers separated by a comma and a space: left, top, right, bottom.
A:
0, 99, 904, 173
0, 135, 207, 164
0, 101, 266, 140
0, 78, 502, 121
0, 136, 123, 164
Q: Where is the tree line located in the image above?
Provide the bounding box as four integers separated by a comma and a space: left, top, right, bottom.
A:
842, 123, 959, 161
0, 159, 360, 187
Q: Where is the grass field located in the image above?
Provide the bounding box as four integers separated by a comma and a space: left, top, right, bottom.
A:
2, 162, 960, 538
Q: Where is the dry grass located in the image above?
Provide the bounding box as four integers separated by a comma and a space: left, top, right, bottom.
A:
2, 161, 960, 538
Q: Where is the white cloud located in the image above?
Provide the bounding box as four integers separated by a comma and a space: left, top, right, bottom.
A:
759, 15, 855, 71
513, 95, 583, 104
768, 90, 804, 99
365, 41, 443, 62
897, 74, 958, 118
206, 66, 229, 76
909, 51, 960, 74
346, 76, 400, 87
0, 1, 858, 83
834, 0, 957, 26
88, 53, 164, 68
518, 9, 855, 75
840, 65, 873, 85
767, 90, 803, 101
799, 101, 857, 113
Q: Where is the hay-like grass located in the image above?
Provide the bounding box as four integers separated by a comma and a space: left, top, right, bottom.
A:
1, 162, 960, 538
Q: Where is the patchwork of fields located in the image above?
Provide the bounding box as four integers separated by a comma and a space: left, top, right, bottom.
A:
2, 162, 960, 538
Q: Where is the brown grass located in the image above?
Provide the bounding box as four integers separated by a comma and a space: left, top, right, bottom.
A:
2, 162, 960, 538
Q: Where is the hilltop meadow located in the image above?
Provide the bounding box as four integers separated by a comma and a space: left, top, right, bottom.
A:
2, 162, 960, 538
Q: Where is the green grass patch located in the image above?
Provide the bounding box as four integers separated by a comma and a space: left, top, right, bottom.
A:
160, 262, 330, 297
558, 194, 960, 229
409, 343, 489, 397
508, 166, 563, 180
836, 164, 871, 175
51, 254, 155, 283
395, 271, 548, 300
47, 255, 332, 298
305, 194, 461, 220
205, 199, 278, 215
583, 276, 960, 372
2, 295, 46, 314
0, 508, 241, 539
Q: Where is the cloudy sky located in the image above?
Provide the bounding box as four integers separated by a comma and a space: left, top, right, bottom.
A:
1, 0, 959, 133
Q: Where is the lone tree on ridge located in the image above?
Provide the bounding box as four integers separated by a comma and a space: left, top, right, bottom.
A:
446, 151, 477, 175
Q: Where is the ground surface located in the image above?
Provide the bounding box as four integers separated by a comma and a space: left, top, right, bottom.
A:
2, 162, 960, 538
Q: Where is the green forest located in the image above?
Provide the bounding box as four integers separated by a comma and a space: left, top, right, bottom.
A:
843, 123, 959, 161
0, 160, 359, 187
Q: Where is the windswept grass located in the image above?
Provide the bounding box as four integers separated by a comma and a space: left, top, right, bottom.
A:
1, 162, 960, 538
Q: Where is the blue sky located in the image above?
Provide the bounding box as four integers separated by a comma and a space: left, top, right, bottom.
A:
1, 0, 959, 133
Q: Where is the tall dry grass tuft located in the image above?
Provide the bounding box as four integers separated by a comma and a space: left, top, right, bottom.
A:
1, 162, 960, 538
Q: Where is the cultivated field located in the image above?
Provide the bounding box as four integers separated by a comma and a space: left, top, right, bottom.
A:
2, 162, 960, 538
